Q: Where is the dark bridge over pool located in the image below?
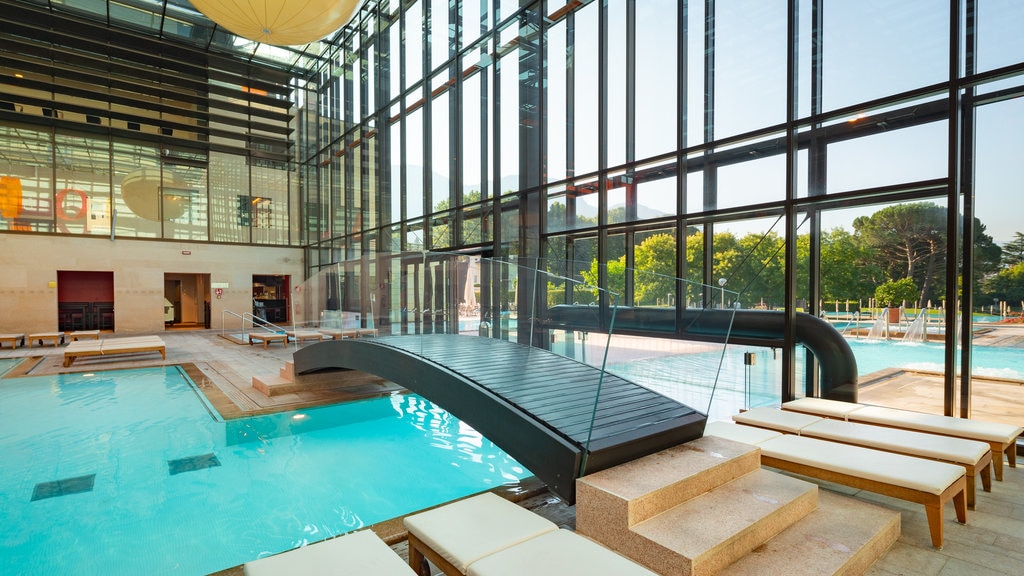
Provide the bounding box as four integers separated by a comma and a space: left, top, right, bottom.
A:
293, 334, 706, 502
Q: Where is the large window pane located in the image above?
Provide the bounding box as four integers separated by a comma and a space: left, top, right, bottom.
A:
163, 163, 208, 241
976, 0, 1024, 74
826, 121, 947, 194
0, 125, 52, 233
498, 28, 521, 194
636, 1, 678, 159
112, 141, 160, 238
822, 0, 948, 111
818, 200, 952, 417
573, 4, 599, 176
406, 108, 425, 218
713, 0, 787, 139
686, 0, 706, 145
463, 64, 484, 202
716, 151, 787, 210
546, 21, 567, 183
207, 151, 247, 240
974, 97, 1024, 424
54, 132, 111, 236
607, 0, 626, 167
431, 89, 451, 213
406, 4, 424, 88
250, 161, 291, 245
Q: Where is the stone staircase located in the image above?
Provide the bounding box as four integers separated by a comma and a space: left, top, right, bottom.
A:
252, 360, 391, 396
576, 434, 900, 576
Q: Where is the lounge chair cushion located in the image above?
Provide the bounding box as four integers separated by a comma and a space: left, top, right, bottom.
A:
783, 397, 863, 420
403, 492, 557, 574
850, 405, 1023, 444
243, 529, 413, 575
732, 406, 821, 433
758, 434, 964, 495
703, 420, 782, 445
802, 418, 990, 465
466, 529, 658, 576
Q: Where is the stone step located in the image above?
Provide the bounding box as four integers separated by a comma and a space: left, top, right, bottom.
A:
576, 434, 902, 576
279, 360, 297, 380
630, 468, 818, 576
251, 374, 288, 396
719, 489, 900, 576
577, 435, 762, 529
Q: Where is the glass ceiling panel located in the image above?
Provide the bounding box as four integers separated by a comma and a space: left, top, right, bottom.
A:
58, 0, 107, 18
162, 13, 214, 47
109, 1, 162, 32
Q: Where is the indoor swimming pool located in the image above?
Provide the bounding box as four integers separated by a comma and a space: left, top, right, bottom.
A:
0, 366, 528, 575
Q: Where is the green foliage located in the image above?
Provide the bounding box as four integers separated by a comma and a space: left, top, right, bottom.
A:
580, 258, 626, 299
852, 202, 1001, 303
1002, 232, 1024, 268
982, 262, 1024, 304
875, 277, 919, 307
547, 285, 565, 308
634, 233, 676, 305
819, 227, 884, 300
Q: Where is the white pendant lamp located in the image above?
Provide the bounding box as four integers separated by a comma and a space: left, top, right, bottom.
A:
190, 0, 360, 46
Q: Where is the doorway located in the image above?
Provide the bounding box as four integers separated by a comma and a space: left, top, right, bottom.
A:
252, 275, 290, 323
57, 271, 114, 331
163, 273, 211, 329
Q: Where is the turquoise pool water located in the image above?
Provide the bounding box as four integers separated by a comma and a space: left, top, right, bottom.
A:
0, 366, 528, 575
0, 357, 17, 376
848, 339, 1024, 381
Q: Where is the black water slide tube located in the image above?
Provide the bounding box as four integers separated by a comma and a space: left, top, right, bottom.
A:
543, 305, 858, 402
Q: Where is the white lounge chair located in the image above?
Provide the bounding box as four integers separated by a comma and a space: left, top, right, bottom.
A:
734, 406, 992, 508
782, 397, 1022, 480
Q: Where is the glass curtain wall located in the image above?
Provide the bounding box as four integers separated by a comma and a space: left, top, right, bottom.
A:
0, 2, 300, 245
301, 0, 1024, 422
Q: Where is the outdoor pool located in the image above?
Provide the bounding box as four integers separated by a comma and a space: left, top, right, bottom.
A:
0, 366, 528, 575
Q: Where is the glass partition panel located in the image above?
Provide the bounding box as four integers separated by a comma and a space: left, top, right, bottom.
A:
815, 199, 953, 416
971, 95, 1024, 427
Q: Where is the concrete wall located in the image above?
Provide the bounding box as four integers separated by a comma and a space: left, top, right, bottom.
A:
0, 234, 304, 334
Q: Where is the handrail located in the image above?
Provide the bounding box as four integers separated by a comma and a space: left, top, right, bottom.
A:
220, 309, 288, 341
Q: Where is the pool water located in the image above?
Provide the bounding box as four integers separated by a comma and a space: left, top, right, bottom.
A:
0, 366, 528, 576
0, 357, 18, 376
848, 339, 1024, 381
